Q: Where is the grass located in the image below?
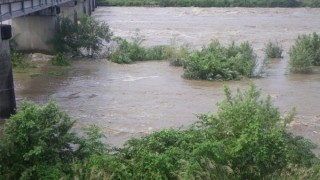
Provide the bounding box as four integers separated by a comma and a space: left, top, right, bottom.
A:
28, 72, 43, 78
47, 71, 64, 76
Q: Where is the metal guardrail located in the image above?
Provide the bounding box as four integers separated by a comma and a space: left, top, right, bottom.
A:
0, 0, 73, 21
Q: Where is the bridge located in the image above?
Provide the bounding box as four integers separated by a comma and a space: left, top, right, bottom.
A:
0, 0, 96, 119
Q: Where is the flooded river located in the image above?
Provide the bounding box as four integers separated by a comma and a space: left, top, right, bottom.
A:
14, 7, 320, 154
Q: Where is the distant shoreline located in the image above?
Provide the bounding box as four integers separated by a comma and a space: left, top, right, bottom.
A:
97, 0, 320, 8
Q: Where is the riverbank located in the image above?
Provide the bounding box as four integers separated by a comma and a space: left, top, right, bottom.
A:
97, 0, 320, 7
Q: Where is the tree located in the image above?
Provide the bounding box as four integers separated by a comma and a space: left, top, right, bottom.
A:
51, 15, 113, 57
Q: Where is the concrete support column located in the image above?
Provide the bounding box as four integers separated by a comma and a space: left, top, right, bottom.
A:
11, 16, 57, 53
88, 0, 92, 15
0, 31, 16, 119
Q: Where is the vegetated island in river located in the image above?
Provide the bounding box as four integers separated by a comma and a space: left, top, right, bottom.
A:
97, 0, 320, 7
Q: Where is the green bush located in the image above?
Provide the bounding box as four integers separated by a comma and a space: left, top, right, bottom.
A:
11, 50, 31, 70
116, 84, 319, 179
1, 86, 319, 179
183, 40, 256, 80
0, 100, 77, 178
51, 53, 71, 66
169, 44, 190, 66
145, 45, 171, 60
50, 15, 113, 57
264, 41, 283, 58
289, 33, 320, 73
111, 37, 174, 63
0, 101, 114, 179
111, 37, 140, 63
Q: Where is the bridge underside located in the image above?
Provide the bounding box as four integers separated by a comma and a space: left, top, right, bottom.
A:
0, 0, 96, 118
1, 0, 96, 52
0, 0, 76, 21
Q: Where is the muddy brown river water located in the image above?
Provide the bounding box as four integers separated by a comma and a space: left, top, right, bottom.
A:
13, 7, 320, 154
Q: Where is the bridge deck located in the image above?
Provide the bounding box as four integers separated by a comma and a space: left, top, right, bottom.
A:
0, 0, 73, 21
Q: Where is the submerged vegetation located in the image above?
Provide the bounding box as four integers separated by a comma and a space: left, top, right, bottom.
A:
111, 35, 173, 64
97, 0, 320, 7
10, 50, 33, 70
111, 36, 189, 64
111, 35, 256, 81
1, 85, 319, 179
289, 32, 320, 73
51, 53, 71, 66
183, 40, 256, 80
10, 36, 34, 71
264, 41, 283, 59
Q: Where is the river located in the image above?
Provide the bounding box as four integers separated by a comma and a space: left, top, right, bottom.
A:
14, 7, 320, 154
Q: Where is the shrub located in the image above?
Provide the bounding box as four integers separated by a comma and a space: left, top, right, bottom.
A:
145, 45, 171, 60
111, 37, 174, 63
0, 101, 116, 179
169, 43, 190, 66
50, 15, 113, 57
117, 84, 319, 179
51, 53, 71, 66
289, 33, 320, 73
111, 37, 138, 64
1, 86, 319, 179
0, 100, 78, 179
11, 50, 31, 70
264, 41, 283, 58
183, 40, 256, 80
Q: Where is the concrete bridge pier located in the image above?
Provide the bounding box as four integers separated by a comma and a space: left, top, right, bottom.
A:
11, 15, 57, 53
0, 25, 16, 119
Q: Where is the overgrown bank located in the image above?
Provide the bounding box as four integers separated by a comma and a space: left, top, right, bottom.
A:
0, 85, 320, 179
97, 0, 320, 7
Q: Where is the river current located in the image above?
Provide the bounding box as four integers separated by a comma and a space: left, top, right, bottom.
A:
14, 7, 320, 154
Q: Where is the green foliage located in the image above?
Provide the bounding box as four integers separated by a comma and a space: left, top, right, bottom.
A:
183, 40, 256, 80
47, 70, 64, 76
116, 84, 319, 179
111, 36, 174, 64
145, 45, 172, 60
50, 15, 113, 57
51, 53, 71, 66
96, 0, 319, 7
301, 0, 320, 7
199, 85, 290, 178
265, 164, 320, 179
264, 41, 283, 59
67, 155, 116, 180
169, 42, 190, 67
0, 100, 78, 179
0, 101, 117, 179
9, 34, 19, 51
111, 37, 138, 64
11, 50, 31, 70
1, 86, 319, 179
28, 72, 43, 78
289, 33, 320, 73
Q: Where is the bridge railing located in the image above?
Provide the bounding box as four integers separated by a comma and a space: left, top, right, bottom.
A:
0, 0, 73, 21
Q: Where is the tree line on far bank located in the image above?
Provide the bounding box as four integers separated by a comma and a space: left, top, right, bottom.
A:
97, 0, 320, 7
